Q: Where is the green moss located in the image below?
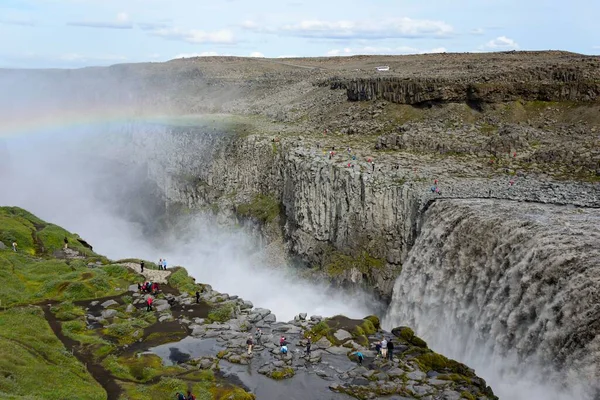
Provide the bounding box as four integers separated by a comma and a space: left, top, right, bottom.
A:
236, 194, 280, 224
103, 353, 180, 383
461, 391, 476, 400
207, 304, 234, 323
0, 306, 106, 399
395, 326, 428, 348
51, 301, 86, 321
216, 350, 230, 359
103, 318, 150, 345
415, 352, 472, 376
325, 250, 385, 277
270, 367, 295, 380
364, 315, 381, 330
167, 267, 199, 295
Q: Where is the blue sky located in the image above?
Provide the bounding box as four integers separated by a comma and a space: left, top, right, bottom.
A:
0, 0, 598, 68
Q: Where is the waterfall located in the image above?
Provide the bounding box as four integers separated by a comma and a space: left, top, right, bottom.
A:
384, 199, 600, 400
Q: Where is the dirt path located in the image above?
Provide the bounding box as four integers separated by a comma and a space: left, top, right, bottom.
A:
41, 305, 123, 400
121, 262, 171, 284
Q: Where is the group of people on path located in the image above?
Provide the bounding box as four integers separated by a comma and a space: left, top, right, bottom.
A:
157, 258, 168, 270
175, 391, 196, 400
138, 281, 160, 295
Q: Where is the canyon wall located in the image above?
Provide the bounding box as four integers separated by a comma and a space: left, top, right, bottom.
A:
109, 121, 600, 302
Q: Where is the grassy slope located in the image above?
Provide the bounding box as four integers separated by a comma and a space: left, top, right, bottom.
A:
0, 307, 106, 399
0, 206, 255, 400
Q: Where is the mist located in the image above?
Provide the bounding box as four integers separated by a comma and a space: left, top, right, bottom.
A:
0, 123, 381, 322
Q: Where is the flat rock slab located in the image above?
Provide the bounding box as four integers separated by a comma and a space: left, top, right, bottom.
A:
333, 329, 353, 341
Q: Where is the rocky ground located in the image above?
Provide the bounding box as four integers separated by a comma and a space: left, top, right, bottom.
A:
131, 281, 496, 400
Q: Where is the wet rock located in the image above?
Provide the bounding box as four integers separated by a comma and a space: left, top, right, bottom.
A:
155, 303, 171, 312
101, 300, 118, 308
101, 309, 117, 319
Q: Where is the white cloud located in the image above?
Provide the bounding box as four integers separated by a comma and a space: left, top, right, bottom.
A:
243, 17, 453, 39
326, 46, 447, 56
276, 55, 299, 58
471, 28, 485, 35
483, 36, 520, 49
150, 28, 235, 44
67, 13, 133, 29
248, 51, 264, 58
116, 12, 129, 23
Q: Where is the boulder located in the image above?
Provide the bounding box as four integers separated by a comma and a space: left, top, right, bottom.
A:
0, 242, 6, 250
101, 300, 118, 308
333, 329, 353, 342
125, 304, 135, 313
128, 284, 138, 292
299, 313, 307, 320
155, 303, 171, 312
314, 336, 332, 349
101, 309, 117, 319
262, 314, 277, 323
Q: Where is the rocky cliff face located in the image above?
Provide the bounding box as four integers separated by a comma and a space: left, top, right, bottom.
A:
323, 74, 600, 105
112, 120, 600, 304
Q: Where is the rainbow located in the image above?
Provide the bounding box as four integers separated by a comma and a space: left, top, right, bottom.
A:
0, 108, 222, 138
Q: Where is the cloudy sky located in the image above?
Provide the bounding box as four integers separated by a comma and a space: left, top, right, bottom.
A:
1, 0, 598, 68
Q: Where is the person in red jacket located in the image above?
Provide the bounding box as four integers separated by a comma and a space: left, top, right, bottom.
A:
146, 296, 153, 312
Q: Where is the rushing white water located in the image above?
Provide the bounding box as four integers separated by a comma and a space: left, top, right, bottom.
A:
384, 199, 600, 400
0, 126, 380, 322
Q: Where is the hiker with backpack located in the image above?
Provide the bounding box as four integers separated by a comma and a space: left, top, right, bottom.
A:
254, 328, 262, 345
246, 336, 254, 354
187, 391, 196, 400
146, 296, 153, 312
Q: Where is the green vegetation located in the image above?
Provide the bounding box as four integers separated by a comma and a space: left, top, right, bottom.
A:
167, 266, 200, 295
103, 354, 180, 383
236, 194, 280, 223
305, 315, 379, 348
207, 304, 234, 323
325, 249, 385, 277
414, 352, 472, 376
270, 367, 295, 380
394, 327, 428, 348
0, 206, 103, 257
0, 306, 106, 400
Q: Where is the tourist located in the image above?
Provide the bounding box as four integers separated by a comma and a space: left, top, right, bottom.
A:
355, 351, 364, 365
187, 391, 196, 400
63, 237, 68, 250
12, 241, 17, 252
158, 258, 163, 270
163, 258, 167, 270
247, 336, 254, 354
195, 291, 200, 304
140, 260, 144, 273
375, 341, 382, 358
387, 340, 395, 361
305, 336, 312, 357
255, 328, 262, 345
381, 338, 388, 359
280, 344, 288, 355
280, 336, 286, 347
146, 296, 153, 312
175, 392, 186, 400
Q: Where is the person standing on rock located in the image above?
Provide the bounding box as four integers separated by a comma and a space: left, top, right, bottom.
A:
158, 258, 163, 270
255, 328, 262, 345
387, 340, 394, 361
163, 258, 167, 270
63, 237, 68, 250
195, 291, 200, 304
380, 338, 388, 359
280, 336, 286, 347
355, 351, 364, 365
305, 336, 312, 357
247, 336, 254, 354
146, 296, 153, 312
186, 391, 196, 400
140, 260, 144, 273
375, 341, 382, 358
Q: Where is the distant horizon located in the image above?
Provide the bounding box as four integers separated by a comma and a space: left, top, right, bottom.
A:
1, 49, 598, 71
1, 0, 598, 68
